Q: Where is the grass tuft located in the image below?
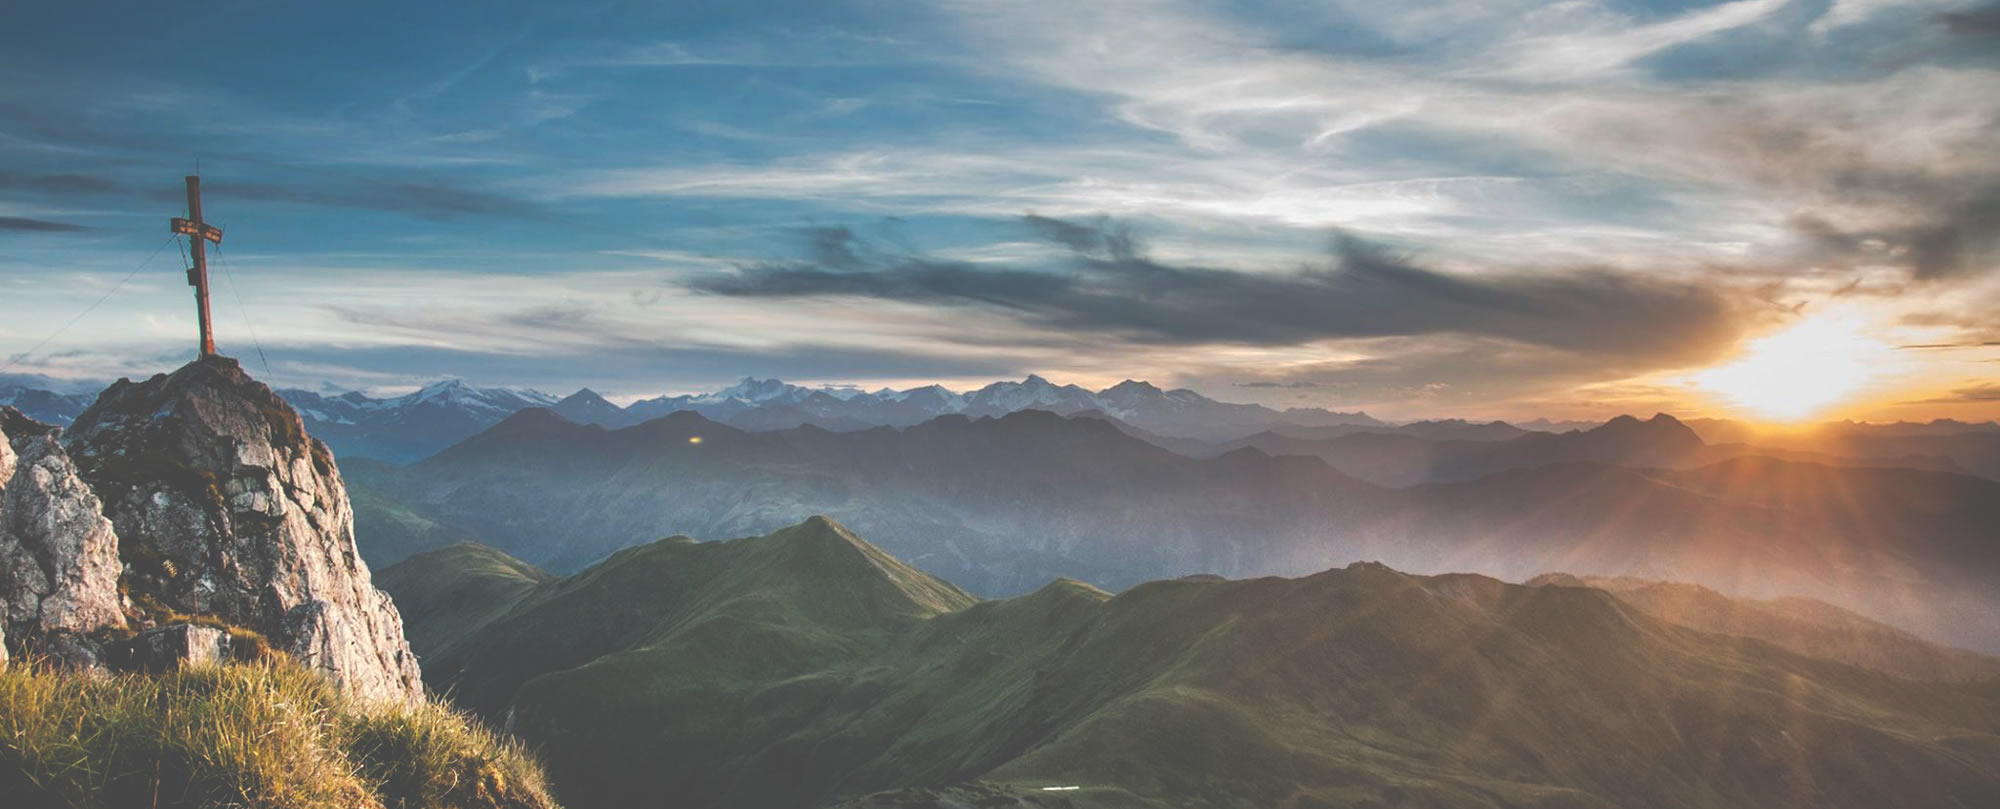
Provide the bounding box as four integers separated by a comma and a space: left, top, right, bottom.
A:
0, 657, 558, 809
346, 700, 557, 809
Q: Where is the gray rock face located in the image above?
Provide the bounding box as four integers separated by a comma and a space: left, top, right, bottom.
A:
65, 357, 420, 705
0, 419, 15, 488
0, 409, 125, 647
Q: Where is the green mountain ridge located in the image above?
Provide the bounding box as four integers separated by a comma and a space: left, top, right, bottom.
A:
376, 542, 552, 661
383, 518, 2000, 809
1525, 573, 2000, 683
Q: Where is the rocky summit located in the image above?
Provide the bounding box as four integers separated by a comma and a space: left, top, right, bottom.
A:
54, 355, 420, 704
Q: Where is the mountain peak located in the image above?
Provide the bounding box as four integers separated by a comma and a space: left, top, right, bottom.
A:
759, 516, 977, 617
1594, 412, 1693, 436
1101, 379, 1162, 395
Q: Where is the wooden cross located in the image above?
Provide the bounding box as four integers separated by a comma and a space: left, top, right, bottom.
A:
169, 175, 224, 358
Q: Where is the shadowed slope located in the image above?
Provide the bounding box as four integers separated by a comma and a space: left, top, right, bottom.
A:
377, 543, 551, 662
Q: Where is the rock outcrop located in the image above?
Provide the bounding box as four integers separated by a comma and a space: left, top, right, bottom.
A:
115, 623, 232, 673
64, 356, 421, 705
0, 414, 15, 486
0, 407, 125, 664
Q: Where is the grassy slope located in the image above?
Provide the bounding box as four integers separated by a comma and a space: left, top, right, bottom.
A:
0, 658, 557, 809
412, 519, 2000, 809
1529, 573, 2000, 683
378, 543, 552, 662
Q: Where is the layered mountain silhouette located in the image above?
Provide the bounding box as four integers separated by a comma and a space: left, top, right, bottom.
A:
288, 375, 1384, 461
12, 376, 1994, 480
278, 380, 560, 462
1685, 418, 2000, 481
382, 518, 2000, 809
349, 407, 2000, 654
1209, 413, 1974, 486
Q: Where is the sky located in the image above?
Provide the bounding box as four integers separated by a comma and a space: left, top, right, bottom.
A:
1, 0, 1997, 422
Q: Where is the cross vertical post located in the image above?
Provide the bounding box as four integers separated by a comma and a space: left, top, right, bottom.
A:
170, 175, 224, 358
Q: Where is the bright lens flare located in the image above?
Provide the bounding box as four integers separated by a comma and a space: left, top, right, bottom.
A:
1694, 316, 1897, 423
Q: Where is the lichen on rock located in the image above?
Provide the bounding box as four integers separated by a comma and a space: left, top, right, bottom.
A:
0, 407, 126, 659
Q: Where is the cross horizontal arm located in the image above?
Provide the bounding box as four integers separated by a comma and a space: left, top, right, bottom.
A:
169, 218, 224, 245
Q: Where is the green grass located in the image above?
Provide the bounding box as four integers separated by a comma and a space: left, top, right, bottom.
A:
0, 657, 558, 809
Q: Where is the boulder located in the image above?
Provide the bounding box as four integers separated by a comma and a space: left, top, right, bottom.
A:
116, 623, 231, 673
0, 408, 125, 653
64, 356, 421, 704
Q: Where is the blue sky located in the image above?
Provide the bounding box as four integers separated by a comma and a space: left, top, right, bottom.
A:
2, 0, 1997, 420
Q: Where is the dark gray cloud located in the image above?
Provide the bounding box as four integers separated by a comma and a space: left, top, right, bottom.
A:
1790, 187, 2000, 281
1021, 213, 1136, 258
1940, 3, 2000, 35
0, 216, 92, 233
690, 217, 1746, 368
0, 171, 117, 194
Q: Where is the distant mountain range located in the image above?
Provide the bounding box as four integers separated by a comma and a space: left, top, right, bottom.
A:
0, 383, 92, 426
347, 406, 2000, 654
282, 375, 1382, 462
10, 374, 1995, 470
275, 380, 562, 462
379, 518, 2000, 809
556, 375, 1386, 439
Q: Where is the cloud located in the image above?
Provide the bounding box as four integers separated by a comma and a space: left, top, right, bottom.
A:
0, 216, 92, 233
689, 216, 1747, 370
141, 178, 547, 221
0, 172, 118, 194
1790, 187, 2000, 280
1482, 0, 1790, 82
260, 339, 1030, 398
1175, 333, 1701, 415
1236, 380, 1321, 389
1909, 382, 2000, 404
1940, 3, 2000, 35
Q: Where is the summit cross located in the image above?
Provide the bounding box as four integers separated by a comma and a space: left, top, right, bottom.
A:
169, 175, 224, 358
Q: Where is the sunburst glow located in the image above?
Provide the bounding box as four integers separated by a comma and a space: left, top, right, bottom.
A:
1694, 315, 1899, 423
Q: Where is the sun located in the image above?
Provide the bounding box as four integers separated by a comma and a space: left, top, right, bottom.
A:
1693, 314, 1898, 423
